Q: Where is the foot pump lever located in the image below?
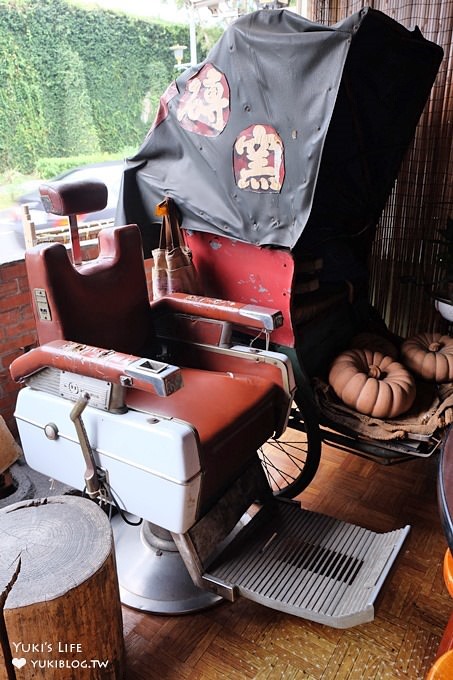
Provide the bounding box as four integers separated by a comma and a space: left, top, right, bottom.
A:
70, 392, 101, 498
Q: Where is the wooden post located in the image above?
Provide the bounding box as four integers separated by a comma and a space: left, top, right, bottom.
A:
0, 496, 124, 679
0, 417, 21, 476
0, 417, 21, 502
21, 205, 36, 249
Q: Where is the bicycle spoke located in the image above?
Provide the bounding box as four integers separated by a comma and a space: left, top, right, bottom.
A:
259, 451, 298, 484
258, 392, 321, 498
259, 428, 311, 493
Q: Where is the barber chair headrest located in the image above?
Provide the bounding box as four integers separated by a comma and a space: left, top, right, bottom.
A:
39, 179, 108, 217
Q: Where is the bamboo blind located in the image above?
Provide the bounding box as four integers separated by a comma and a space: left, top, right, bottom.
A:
307, 0, 453, 337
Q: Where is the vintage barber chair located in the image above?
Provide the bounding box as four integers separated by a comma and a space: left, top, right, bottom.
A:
117, 7, 444, 486
10, 180, 410, 628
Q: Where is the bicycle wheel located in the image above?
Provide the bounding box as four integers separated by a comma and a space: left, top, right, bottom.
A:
258, 382, 322, 499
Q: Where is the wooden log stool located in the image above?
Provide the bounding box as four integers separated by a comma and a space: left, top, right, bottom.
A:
0, 496, 124, 679
0, 416, 21, 501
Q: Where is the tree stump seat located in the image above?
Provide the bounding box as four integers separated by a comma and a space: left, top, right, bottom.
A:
0, 495, 124, 679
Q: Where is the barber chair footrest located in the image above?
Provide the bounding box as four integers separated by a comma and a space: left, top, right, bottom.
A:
203, 500, 409, 629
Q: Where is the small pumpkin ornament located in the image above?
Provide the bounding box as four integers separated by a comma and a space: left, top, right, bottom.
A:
329, 349, 416, 418
401, 332, 453, 382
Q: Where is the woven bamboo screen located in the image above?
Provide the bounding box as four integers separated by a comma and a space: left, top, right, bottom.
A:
306, 0, 453, 338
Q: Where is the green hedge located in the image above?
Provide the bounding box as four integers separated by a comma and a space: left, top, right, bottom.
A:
34, 151, 135, 178
0, 0, 221, 173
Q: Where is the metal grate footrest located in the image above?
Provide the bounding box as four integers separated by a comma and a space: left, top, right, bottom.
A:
204, 501, 409, 628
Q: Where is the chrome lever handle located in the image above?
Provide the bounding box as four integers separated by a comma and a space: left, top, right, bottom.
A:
70, 392, 100, 497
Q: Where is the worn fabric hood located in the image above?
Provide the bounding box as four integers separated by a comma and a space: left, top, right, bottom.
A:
117, 7, 443, 253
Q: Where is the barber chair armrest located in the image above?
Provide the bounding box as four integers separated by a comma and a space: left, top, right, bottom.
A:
151, 293, 283, 332
10, 339, 182, 397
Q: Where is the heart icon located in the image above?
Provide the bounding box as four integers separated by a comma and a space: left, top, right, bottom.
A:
12, 658, 27, 669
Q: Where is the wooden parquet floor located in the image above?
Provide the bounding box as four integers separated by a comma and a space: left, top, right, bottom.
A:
122, 444, 452, 680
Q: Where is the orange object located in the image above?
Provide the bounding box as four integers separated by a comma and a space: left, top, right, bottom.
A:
426, 649, 453, 679
427, 550, 453, 672
444, 549, 453, 599
155, 199, 169, 217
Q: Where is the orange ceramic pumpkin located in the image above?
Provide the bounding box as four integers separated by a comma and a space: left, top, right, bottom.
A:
329, 349, 416, 418
401, 332, 453, 382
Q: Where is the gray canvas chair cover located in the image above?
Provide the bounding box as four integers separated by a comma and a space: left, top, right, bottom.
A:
116, 7, 442, 256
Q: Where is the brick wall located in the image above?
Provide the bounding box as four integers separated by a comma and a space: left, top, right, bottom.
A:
0, 258, 36, 437
0, 246, 154, 439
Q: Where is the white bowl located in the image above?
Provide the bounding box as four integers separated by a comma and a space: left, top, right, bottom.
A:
435, 298, 453, 322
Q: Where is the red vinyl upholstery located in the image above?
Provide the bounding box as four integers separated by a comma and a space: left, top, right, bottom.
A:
127, 368, 277, 510
17, 221, 287, 519
25, 224, 154, 354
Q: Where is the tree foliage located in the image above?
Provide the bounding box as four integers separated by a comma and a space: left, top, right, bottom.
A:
0, 0, 220, 172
